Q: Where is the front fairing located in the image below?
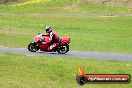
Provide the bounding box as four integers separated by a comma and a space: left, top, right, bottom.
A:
34, 34, 43, 43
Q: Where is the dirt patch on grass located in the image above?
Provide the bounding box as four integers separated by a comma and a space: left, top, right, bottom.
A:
127, 1, 132, 8
62, 4, 79, 12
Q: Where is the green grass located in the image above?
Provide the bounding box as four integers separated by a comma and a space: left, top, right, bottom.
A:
0, 53, 132, 88
0, 15, 132, 53
0, 0, 131, 14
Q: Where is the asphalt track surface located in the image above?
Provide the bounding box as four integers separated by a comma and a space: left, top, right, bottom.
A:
0, 47, 132, 61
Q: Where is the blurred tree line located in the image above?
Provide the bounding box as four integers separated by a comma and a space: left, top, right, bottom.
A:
0, 0, 24, 4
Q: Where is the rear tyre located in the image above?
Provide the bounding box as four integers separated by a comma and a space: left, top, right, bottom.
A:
28, 43, 39, 52
57, 44, 69, 54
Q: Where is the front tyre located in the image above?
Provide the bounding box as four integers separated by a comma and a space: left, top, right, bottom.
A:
57, 44, 69, 54
28, 43, 39, 52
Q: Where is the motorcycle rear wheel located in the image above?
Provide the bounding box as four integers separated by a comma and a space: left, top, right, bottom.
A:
57, 44, 69, 54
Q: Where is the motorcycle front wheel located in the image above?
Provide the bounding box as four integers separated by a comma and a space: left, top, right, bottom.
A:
28, 43, 39, 52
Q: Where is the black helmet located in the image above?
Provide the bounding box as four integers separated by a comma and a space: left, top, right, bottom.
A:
45, 25, 52, 33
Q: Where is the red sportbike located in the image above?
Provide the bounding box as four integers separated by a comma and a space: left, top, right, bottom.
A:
28, 33, 70, 54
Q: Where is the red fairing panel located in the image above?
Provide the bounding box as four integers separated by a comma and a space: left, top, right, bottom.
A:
60, 37, 70, 45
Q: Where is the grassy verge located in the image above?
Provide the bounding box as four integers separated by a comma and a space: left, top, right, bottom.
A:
0, 15, 132, 53
0, 0, 131, 14
0, 52, 132, 88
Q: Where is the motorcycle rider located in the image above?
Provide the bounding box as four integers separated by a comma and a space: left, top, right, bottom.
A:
44, 25, 60, 51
